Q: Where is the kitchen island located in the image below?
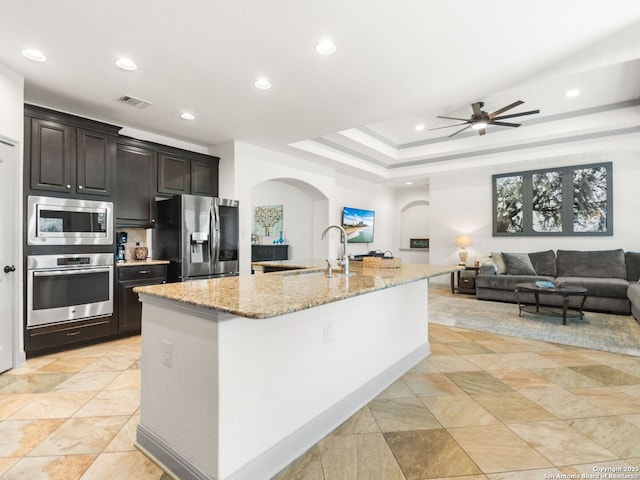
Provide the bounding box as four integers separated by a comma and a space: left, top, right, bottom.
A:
134, 262, 458, 480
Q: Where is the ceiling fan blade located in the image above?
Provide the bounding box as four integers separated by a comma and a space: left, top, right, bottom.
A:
488, 100, 524, 118
436, 115, 470, 122
492, 109, 540, 120
428, 122, 469, 131
478, 128, 486, 136
448, 125, 471, 138
471, 102, 484, 116
492, 121, 521, 127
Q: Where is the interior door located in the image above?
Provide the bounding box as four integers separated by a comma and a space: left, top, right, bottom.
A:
0, 139, 17, 373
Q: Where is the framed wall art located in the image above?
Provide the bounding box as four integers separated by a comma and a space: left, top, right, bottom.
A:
493, 162, 612, 236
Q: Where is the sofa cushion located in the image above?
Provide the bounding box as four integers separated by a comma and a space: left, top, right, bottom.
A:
502, 252, 537, 275
556, 249, 627, 279
628, 283, 640, 308
625, 251, 640, 282
476, 273, 554, 291
528, 250, 557, 277
555, 276, 630, 299
490, 252, 507, 274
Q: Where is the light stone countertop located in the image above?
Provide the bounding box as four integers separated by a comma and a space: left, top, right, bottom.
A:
135, 261, 460, 319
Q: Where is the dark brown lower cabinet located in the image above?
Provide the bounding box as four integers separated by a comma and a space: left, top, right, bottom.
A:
26, 317, 117, 357
117, 264, 167, 333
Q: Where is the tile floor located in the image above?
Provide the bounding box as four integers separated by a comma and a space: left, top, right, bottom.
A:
2, 297, 640, 479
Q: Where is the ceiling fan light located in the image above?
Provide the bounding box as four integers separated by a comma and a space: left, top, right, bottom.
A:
472, 121, 487, 130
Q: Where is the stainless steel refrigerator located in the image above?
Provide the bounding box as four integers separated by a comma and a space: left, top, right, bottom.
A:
154, 194, 239, 281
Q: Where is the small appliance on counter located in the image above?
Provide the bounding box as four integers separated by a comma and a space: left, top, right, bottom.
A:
133, 243, 148, 260
116, 231, 128, 263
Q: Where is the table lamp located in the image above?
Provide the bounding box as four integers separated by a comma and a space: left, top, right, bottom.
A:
455, 234, 471, 265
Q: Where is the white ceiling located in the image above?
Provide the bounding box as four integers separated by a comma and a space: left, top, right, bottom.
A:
2, 1, 640, 186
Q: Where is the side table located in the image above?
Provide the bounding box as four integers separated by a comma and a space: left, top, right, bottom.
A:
451, 266, 480, 295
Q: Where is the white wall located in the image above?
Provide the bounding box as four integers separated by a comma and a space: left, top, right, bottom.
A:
0, 61, 25, 366
429, 138, 640, 283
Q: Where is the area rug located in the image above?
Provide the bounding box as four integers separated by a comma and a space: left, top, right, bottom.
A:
428, 294, 640, 357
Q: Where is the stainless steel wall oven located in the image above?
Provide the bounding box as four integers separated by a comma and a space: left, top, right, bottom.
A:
27, 254, 114, 328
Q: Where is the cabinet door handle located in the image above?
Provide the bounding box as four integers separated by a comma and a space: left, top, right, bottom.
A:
78, 185, 83, 189
66, 331, 80, 337
139, 270, 150, 274
66, 184, 71, 189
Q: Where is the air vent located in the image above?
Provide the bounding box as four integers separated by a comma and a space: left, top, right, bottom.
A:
118, 95, 153, 109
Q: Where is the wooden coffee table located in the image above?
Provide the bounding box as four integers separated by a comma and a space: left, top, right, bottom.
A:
515, 282, 588, 325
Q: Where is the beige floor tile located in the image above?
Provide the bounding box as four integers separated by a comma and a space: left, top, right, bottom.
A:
401, 372, 466, 397
430, 475, 488, 480
502, 352, 562, 369
568, 416, 640, 458
447, 342, 495, 355
376, 379, 416, 399
508, 420, 618, 465
37, 358, 98, 374
3, 358, 57, 376
489, 369, 557, 390
274, 445, 324, 480
428, 342, 457, 355
73, 389, 140, 417
332, 407, 379, 436
569, 365, 640, 386
521, 388, 609, 419
384, 428, 481, 479
427, 324, 471, 343
0, 394, 38, 420
427, 355, 483, 372
465, 354, 526, 372
539, 350, 595, 367
2, 454, 96, 480
0, 374, 74, 395
476, 339, 529, 353
448, 424, 552, 473
9, 391, 96, 420
52, 372, 120, 392
28, 416, 129, 456
0, 457, 20, 476
319, 432, 405, 480
486, 468, 566, 479
368, 397, 441, 432
420, 395, 500, 428
104, 414, 140, 452
532, 366, 604, 389
509, 338, 564, 352
407, 357, 441, 374
620, 413, 640, 428
473, 392, 557, 423
78, 451, 163, 480
80, 356, 137, 372
0, 418, 64, 457
569, 387, 640, 415
104, 370, 140, 390
444, 371, 514, 395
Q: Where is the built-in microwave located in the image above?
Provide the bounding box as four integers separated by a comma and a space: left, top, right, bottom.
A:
27, 196, 113, 245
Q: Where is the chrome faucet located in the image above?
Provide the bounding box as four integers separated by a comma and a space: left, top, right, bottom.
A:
321, 224, 349, 276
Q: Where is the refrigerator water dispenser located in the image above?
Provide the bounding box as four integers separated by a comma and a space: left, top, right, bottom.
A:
190, 232, 209, 264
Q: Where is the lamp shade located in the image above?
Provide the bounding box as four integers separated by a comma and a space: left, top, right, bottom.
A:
455, 234, 471, 247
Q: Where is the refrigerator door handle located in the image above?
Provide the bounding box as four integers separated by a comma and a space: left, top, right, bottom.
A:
211, 201, 220, 271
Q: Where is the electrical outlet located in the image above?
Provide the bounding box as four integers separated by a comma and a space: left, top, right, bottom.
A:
162, 340, 173, 367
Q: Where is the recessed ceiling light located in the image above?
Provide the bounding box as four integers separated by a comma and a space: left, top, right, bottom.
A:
415, 123, 425, 131
254, 77, 272, 90
315, 40, 336, 55
22, 49, 47, 62
116, 58, 138, 71
405, 181, 413, 185
180, 112, 195, 120
566, 89, 580, 98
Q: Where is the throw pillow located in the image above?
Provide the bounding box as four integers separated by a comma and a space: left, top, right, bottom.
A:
502, 252, 537, 275
625, 251, 640, 283
528, 250, 557, 276
490, 251, 507, 274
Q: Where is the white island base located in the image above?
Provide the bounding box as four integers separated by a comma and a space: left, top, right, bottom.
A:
136, 278, 430, 480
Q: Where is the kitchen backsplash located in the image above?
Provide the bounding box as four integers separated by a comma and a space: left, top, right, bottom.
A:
117, 228, 154, 260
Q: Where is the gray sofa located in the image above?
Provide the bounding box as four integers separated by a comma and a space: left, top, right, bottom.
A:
475, 249, 640, 318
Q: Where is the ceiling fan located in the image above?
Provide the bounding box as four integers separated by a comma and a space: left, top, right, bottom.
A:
430, 100, 540, 137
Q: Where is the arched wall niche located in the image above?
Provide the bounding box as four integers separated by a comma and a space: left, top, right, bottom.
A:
398, 199, 430, 264
251, 177, 329, 261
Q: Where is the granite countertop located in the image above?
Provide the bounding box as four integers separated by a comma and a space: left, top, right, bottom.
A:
116, 259, 170, 267
135, 261, 460, 319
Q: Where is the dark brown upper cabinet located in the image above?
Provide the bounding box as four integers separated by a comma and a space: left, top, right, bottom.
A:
25, 105, 120, 198
157, 152, 218, 197
115, 142, 156, 227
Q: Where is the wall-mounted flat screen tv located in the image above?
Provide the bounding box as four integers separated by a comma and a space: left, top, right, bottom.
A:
342, 207, 375, 243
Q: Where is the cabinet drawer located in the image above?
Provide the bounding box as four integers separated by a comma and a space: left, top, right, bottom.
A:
28, 317, 115, 353
118, 265, 167, 281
